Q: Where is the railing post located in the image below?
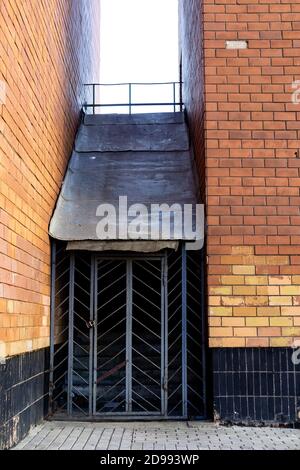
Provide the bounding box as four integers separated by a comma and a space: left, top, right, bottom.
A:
129, 83, 132, 115
179, 80, 183, 113
93, 84, 96, 115
173, 82, 176, 113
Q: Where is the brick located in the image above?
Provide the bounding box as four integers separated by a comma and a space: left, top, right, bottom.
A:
246, 318, 269, 327
256, 266, 280, 275
269, 276, 292, 285
270, 317, 294, 327
233, 286, 256, 295
246, 338, 269, 347
282, 327, 300, 336
258, 327, 281, 337
233, 307, 257, 317
222, 318, 245, 327
232, 265, 255, 275
209, 286, 233, 295
234, 327, 257, 337
257, 286, 279, 295
245, 276, 268, 285
209, 318, 222, 327
209, 338, 246, 347
209, 296, 221, 306
257, 307, 281, 316
221, 275, 245, 285
245, 296, 269, 306
269, 296, 293, 306
282, 307, 300, 316
270, 337, 294, 347
280, 286, 300, 295
209, 307, 233, 317
210, 327, 233, 337
221, 296, 245, 306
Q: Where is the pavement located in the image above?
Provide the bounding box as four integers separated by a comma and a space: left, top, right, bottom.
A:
13, 420, 300, 450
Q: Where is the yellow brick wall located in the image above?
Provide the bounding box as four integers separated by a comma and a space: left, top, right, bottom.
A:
208, 246, 300, 347
0, 0, 100, 357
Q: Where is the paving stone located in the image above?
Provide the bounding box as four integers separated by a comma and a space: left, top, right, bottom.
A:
13, 420, 300, 450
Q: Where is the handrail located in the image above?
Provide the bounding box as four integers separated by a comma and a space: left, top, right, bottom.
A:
84, 81, 181, 86
83, 82, 183, 115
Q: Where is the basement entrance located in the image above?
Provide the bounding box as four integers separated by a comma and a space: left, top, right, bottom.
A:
48, 107, 206, 420
50, 244, 206, 420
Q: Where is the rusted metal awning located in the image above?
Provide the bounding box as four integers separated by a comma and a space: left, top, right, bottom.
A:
49, 112, 204, 250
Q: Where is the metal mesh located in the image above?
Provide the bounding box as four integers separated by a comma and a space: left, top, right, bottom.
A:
50, 244, 206, 419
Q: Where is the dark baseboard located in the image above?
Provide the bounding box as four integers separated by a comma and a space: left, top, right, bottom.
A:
0, 348, 49, 449
1, 345, 299, 449
212, 347, 300, 426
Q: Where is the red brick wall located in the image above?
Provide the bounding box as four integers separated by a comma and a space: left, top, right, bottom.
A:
180, 0, 300, 347
0, 0, 100, 357
179, 0, 206, 202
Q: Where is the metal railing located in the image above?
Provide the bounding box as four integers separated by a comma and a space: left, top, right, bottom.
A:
83, 82, 183, 114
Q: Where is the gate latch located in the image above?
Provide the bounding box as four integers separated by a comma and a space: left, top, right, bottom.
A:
86, 320, 95, 329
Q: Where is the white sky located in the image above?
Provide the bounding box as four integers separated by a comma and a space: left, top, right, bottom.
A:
99, 0, 179, 112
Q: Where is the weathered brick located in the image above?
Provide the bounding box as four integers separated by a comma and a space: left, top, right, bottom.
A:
280, 286, 300, 295
270, 337, 295, 347
210, 327, 233, 337
181, 0, 300, 346
0, 1, 100, 357
246, 318, 269, 327
234, 327, 257, 337
258, 327, 281, 337
269, 296, 293, 306
270, 317, 294, 327
232, 265, 255, 275
209, 307, 233, 317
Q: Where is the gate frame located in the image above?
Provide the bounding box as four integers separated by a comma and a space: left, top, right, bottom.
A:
49, 241, 207, 421
92, 254, 167, 418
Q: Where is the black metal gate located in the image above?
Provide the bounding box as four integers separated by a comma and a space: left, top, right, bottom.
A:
49, 243, 206, 420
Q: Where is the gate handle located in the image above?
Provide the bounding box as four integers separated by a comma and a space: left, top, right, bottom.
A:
86, 320, 95, 329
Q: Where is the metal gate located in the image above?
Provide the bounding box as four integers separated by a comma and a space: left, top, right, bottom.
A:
94, 257, 165, 416
49, 244, 206, 420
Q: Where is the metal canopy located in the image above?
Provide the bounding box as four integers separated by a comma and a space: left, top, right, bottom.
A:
49, 112, 202, 244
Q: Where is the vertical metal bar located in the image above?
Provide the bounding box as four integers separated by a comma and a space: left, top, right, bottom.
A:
92, 84, 96, 115
179, 62, 183, 113
49, 239, 56, 415
89, 255, 95, 416
67, 253, 75, 416
92, 257, 98, 415
182, 244, 188, 418
160, 257, 165, 415
173, 82, 176, 113
161, 253, 168, 416
200, 248, 207, 418
126, 260, 133, 412
129, 83, 132, 115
